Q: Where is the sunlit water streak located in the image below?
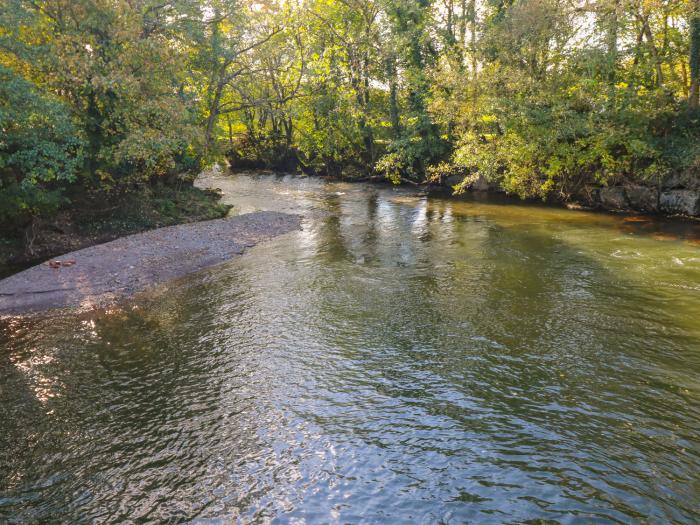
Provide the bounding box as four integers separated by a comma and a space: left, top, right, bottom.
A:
1, 172, 700, 524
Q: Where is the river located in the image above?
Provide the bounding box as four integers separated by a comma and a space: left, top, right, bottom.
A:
2, 172, 700, 523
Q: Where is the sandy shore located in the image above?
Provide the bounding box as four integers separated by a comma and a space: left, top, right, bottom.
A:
0, 211, 301, 315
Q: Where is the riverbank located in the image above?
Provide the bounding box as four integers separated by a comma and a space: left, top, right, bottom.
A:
0, 184, 232, 273
429, 176, 700, 220
0, 211, 301, 315
287, 169, 700, 221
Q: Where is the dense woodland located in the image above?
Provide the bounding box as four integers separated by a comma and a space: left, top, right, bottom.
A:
1, 0, 700, 247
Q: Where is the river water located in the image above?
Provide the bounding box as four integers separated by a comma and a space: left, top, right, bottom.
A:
2, 172, 700, 524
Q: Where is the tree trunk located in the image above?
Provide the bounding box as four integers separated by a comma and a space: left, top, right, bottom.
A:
469, 0, 476, 72
690, 4, 700, 108
641, 18, 663, 87
205, 82, 224, 147
635, 14, 664, 87
23, 217, 39, 258
606, 0, 619, 84
446, 0, 454, 44
459, 0, 467, 46
284, 118, 293, 148
387, 55, 401, 138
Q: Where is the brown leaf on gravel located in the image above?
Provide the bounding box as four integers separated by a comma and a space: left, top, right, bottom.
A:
46, 260, 76, 268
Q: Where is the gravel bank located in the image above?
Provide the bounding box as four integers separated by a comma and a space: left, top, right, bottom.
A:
0, 211, 301, 315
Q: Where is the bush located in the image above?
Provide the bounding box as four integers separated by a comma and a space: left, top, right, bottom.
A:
0, 66, 85, 228
450, 79, 699, 200
375, 151, 415, 184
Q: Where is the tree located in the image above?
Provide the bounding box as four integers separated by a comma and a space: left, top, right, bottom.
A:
1, 0, 700, 235
690, 0, 700, 108
0, 65, 84, 235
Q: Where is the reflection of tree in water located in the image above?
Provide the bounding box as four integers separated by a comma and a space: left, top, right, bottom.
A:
314, 192, 353, 263
0, 319, 56, 503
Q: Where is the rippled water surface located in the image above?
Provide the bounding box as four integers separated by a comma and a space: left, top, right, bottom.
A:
2, 172, 700, 524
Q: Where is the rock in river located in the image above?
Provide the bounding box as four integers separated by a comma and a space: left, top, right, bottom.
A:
659, 190, 700, 216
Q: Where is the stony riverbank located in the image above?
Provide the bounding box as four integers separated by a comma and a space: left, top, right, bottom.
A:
438, 173, 700, 218
0, 211, 301, 315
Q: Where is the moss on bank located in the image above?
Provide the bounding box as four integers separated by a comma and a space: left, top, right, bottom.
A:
0, 184, 231, 271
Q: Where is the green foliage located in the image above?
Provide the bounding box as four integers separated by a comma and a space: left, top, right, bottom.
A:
375, 152, 415, 184
426, 161, 464, 185
0, 65, 85, 225
451, 77, 698, 199
1, 0, 700, 241
432, 0, 700, 201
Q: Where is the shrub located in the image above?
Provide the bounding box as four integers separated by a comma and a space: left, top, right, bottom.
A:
0, 66, 85, 228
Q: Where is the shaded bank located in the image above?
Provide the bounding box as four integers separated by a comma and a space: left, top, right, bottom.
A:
438, 176, 700, 219
0, 211, 301, 315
